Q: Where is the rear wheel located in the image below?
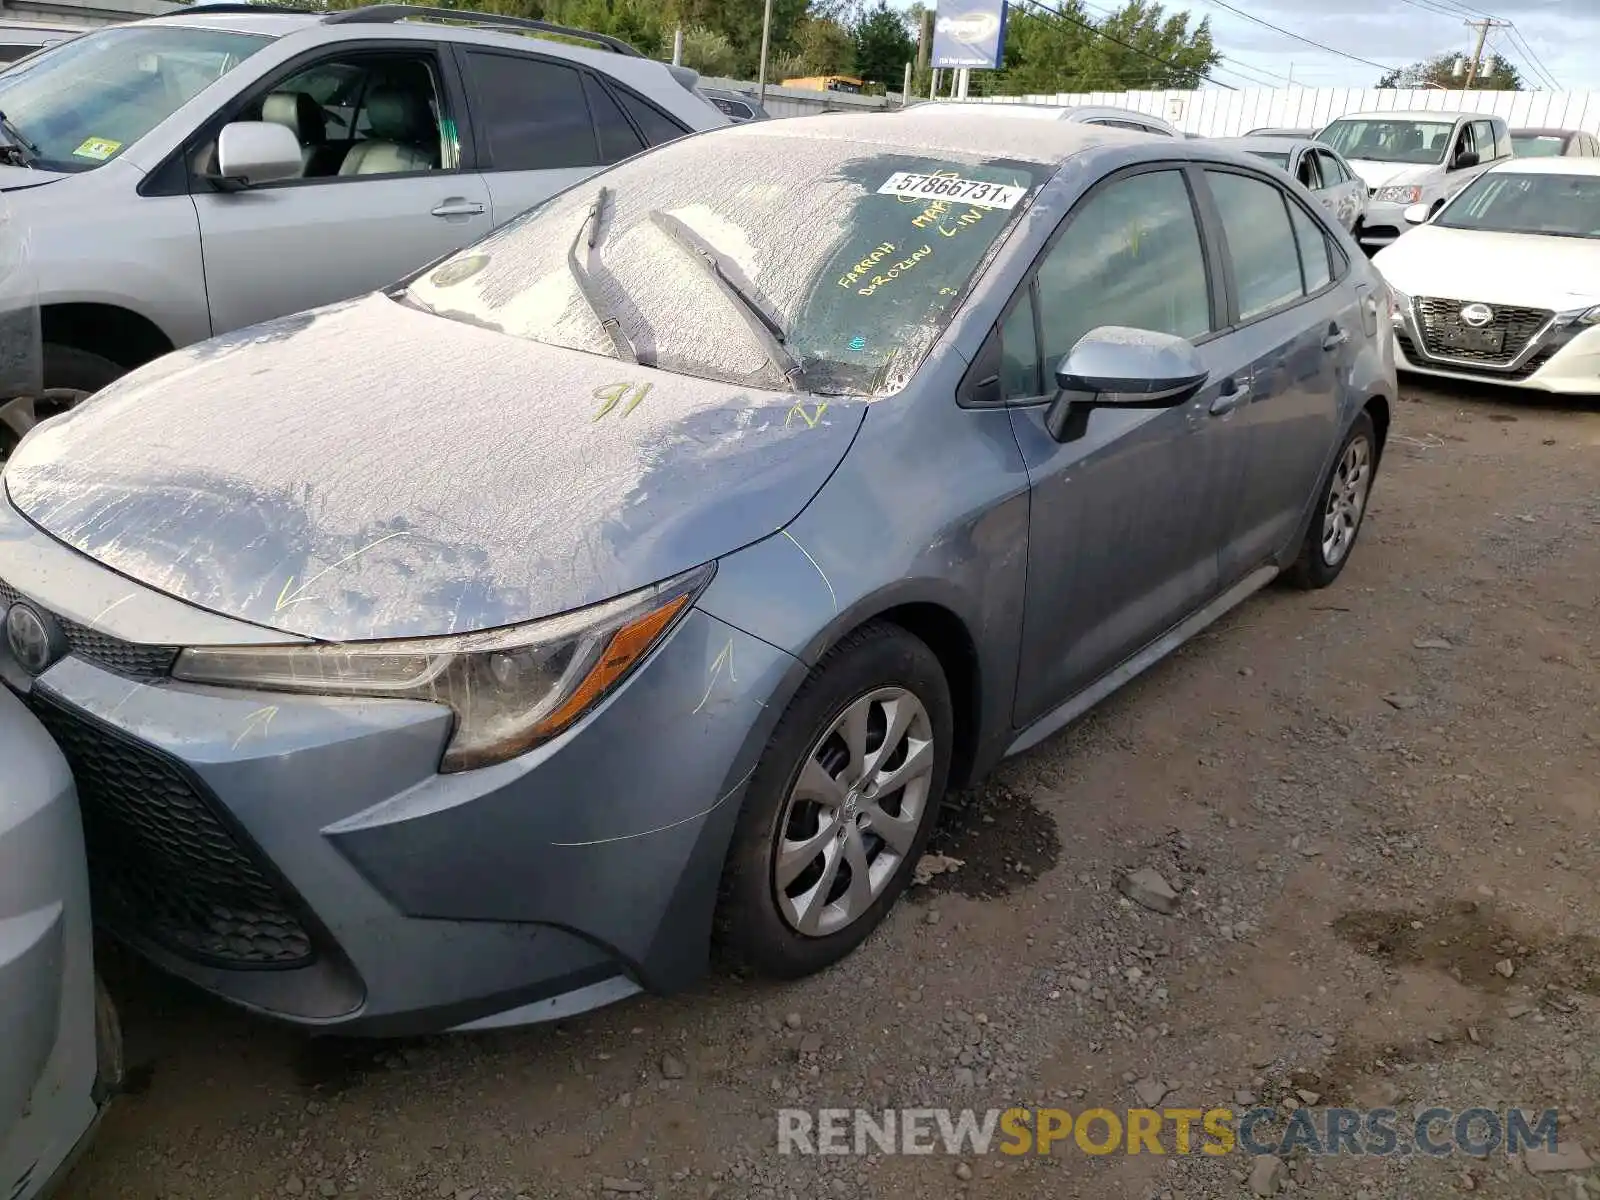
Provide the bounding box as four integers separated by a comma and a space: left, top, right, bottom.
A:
715, 622, 952, 979
1287, 410, 1377, 590
0, 344, 120, 462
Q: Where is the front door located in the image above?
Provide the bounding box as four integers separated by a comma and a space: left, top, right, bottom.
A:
191, 45, 492, 336
1007, 166, 1249, 727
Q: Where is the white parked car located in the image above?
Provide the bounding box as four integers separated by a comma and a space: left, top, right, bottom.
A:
1207, 136, 1367, 232
1374, 158, 1600, 394
1317, 111, 1511, 252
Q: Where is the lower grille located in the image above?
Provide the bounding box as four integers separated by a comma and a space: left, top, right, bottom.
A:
1414, 296, 1551, 366
0, 578, 178, 680
30, 693, 316, 969
1399, 330, 1562, 382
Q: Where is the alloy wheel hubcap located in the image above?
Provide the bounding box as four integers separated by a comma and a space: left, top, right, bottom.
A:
1321, 435, 1372, 567
773, 686, 936, 937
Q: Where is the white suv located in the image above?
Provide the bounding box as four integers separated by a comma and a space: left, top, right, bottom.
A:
0, 3, 727, 394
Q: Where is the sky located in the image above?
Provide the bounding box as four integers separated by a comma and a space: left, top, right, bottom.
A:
1155, 0, 1594, 92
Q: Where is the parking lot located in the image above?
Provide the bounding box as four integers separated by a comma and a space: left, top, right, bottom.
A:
52, 375, 1599, 1199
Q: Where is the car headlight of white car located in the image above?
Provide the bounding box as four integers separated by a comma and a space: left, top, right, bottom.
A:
1374, 185, 1424, 204
1559, 305, 1600, 326
1388, 286, 1412, 327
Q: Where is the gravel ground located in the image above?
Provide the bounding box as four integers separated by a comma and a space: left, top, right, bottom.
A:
59, 379, 1600, 1200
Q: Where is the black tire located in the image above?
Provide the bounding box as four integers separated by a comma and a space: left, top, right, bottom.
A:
715, 622, 953, 979
90, 973, 124, 1105
1286, 409, 1378, 590
43, 343, 125, 395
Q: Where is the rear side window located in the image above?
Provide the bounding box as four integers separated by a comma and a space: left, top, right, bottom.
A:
582, 73, 644, 163
616, 89, 688, 146
1204, 170, 1304, 321
1287, 202, 1332, 293
1314, 150, 1347, 183
464, 51, 596, 170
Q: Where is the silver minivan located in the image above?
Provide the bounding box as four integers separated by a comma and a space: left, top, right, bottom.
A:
1317, 109, 1511, 251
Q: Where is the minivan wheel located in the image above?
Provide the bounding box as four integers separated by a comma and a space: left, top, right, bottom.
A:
715, 622, 952, 979
44, 343, 124, 395
1287, 410, 1377, 589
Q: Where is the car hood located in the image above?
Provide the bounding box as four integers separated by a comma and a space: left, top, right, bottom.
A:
1374, 224, 1600, 311
1346, 160, 1439, 190
3, 294, 866, 642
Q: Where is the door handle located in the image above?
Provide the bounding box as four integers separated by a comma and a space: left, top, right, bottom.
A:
431, 199, 486, 218
1322, 328, 1351, 352
1209, 377, 1250, 416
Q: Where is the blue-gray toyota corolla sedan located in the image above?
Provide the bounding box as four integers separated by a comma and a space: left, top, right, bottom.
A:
0, 113, 1395, 1035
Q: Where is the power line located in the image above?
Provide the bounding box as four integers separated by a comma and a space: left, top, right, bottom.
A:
1015, 0, 1238, 90
1076, 0, 1299, 86
1392, 0, 1562, 88
1196, 0, 1397, 74
1505, 24, 1561, 89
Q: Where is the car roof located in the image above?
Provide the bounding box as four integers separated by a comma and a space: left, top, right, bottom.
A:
1510, 127, 1577, 137
1211, 136, 1309, 152
897, 101, 1171, 127
1326, 110, 1474, 123
1485, 156, 1600, 176
721, 109, 1161, 164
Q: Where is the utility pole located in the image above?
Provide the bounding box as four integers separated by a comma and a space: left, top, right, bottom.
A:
757, 0, 774, 106
1462, 18, 1509, 88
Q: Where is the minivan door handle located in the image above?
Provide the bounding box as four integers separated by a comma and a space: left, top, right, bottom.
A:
431, 198, 486, 218
1322, 326, 1351, 352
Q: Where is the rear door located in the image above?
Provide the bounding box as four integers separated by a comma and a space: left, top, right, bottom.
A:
1312, 148, 1363, 230
191, 42, 492, 336
454, 48, 685, 228
1196, 167, 1347, 583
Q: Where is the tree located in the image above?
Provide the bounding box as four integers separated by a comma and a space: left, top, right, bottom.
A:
990, 0, 1219, 96
663, 24, 740, 77
853, 1, 914, 88
1376, 51, 1523, 90
790, 15, 856, 76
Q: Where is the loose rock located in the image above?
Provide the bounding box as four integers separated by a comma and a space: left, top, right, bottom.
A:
661, 1054, 687, 1080
1249, 1155, 1284, 1196
1383, 693, 1421, 710
1119, 868, 1179, 915
1524, 1142, 1593, 1174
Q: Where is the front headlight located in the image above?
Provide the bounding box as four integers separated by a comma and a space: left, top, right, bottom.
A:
1388, 285, 1411, 326
172, 564, 713, 772
1375, 185, 1423, 204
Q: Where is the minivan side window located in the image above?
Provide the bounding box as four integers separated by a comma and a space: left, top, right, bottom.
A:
1492, 121, 1513, 160
465, 51, 600, 170
1203, 170, 1305, 321
1031, 169, 1213, 370
1471, 119, 1498, 161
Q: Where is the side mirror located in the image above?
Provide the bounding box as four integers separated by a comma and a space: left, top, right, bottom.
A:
1044, 326, 1209, 443
213, 121, 302, 188
1402, 202, 1431, 226
1452, 148, 1479, 170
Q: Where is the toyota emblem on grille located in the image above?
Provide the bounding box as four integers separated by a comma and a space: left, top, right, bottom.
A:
4, 602, 66, 676
1459, 303, 1495, 327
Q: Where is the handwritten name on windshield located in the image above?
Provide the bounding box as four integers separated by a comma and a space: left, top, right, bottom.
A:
838, 243, 897, 289
857, 244, 933, 297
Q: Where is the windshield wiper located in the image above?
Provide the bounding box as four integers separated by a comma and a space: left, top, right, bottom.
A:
0, 111, 37, 167
646, 209, 802, 390
567, 186, 638, 364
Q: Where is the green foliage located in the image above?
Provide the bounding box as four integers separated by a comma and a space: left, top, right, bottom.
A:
852, 1, 914, 88
291, 0, 1219, 93
1376, 51, 1523, 91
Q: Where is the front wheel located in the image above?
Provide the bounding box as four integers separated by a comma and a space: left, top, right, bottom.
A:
1287, 410, 1377, 590
715, 622, 953, 979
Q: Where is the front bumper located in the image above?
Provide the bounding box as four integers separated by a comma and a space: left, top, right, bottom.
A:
1391, 302, 1600, 395
0, 506, 799, 1035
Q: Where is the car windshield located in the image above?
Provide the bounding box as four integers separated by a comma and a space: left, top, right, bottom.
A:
1511, 134, 1567, 158
1319, 118, 1456, 165
405, 133, 1053, 396
0, 24, 269, 171
1435, 171, 1600, 239
1247, 151, 1290, 169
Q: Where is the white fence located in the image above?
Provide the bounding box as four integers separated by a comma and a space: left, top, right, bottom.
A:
977, 88, 1600, 136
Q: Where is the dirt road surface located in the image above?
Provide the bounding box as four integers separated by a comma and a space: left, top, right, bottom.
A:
60, 381, 1600, 1200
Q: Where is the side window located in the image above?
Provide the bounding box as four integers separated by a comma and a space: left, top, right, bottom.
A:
1034, 169, 1212, 367
1286, 202, 1332, 294
1453, 122, 1478, 164
1204, 170, 1305, 321
582, 74, 645, 164
1493, 122, 1513, 160
1471, 120, 1498, 161
1295, 150, 1322, 190
999, 289, 1041, 399
615, 89, 689, 147
465, 51, 597, 170
197, 51, 450, 182
1315, 150, 1347, 184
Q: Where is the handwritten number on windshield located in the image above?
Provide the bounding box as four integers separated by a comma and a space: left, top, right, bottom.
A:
593, 382, 652, 421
